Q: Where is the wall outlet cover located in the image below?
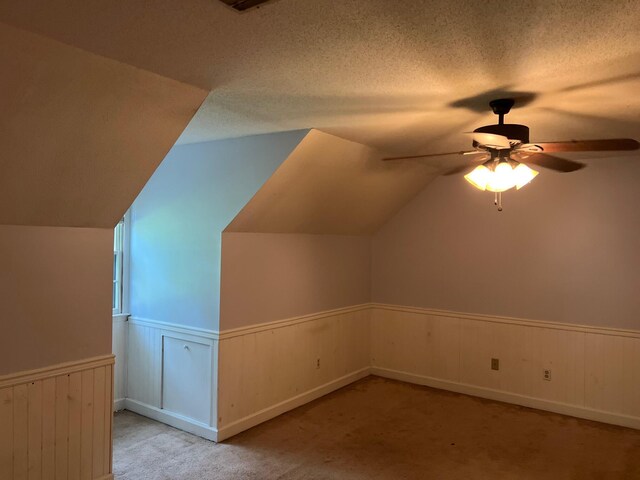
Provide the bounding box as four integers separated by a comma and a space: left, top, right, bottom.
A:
491, 358, 500, 371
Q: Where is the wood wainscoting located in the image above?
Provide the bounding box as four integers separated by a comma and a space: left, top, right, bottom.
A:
115, 304, 640, 446
0, 355, 115, 480
216, 305, 371, 441
125, 306, 370, 443
112, 314, 128, 412
371, 304, 640, 430
125, 317, 218, 441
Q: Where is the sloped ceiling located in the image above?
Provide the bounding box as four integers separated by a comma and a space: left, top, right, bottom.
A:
226, 129, 439, 234
0, 22, 207, 227
1, 0, 638, 162
0, 2, 638, 233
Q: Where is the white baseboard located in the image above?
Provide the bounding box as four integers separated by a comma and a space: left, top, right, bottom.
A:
122, 367, 369, 443
217, 367, 371, 442
114, 398, 126, 412
371, 367, 640, 430
124, 398, 218, 442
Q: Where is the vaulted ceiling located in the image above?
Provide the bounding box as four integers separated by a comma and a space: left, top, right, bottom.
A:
1, 0, 638, 162
0, 22, 207, 227
226, 129, 440, 234
1, 1, 638, 233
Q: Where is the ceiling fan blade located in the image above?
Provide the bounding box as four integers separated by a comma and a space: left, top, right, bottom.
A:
468, 132, 511, 149
525, 153, 585, 173
535, 138, 639, 153
383, 150, 482, 161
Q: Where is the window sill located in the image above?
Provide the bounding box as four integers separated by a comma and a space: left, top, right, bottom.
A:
112, 313, 130, 322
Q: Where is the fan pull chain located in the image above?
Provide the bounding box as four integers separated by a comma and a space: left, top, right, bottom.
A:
494, 192, 503, 211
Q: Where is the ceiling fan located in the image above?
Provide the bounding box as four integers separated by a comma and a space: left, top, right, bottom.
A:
384, 98, 640, 211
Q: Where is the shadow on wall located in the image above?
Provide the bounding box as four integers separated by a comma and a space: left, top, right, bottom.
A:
372, 154, 640, 330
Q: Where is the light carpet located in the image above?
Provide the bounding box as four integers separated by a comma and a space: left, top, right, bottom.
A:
113, 376, 640, 479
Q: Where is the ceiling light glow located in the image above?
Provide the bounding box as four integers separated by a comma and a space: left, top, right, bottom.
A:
463, 165, 492, 190
464, 160, 538, 193
513, 163, 539, 189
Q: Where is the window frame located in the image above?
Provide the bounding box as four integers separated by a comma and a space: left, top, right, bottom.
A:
113, 210, 131, 315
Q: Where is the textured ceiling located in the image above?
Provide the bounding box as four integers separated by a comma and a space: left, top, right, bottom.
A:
0, 22, 207, 227
226, 129, 440, 234
0, 0, 639, 163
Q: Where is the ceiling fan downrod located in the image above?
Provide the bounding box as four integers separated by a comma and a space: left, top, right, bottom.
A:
489, 98, 515, 126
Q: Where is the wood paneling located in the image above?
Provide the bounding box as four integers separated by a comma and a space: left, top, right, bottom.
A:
67, 373, 81, 480
112, 316, 128, 410
42, 378, 56, 480
0, 387, 13, 478
80, 369, 94, 480
371, 305, 640, 428
125, 304, 640, 442
27, 381, 43, 480
126, 323, 162, 409
125, 318, 216, 440
162, 336, 212, 424
92, 368, 106, 479
217, 306, 371, 434
585, 333, 640, 417
371, 308, 463, 381
0, 356, 114, 480
54, 376, 69, 480
14, 384, 28, 480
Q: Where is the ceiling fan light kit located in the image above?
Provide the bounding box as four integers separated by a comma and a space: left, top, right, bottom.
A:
464, 160, 539, 193
383, 98, 640, 212
465, 99, 542, 209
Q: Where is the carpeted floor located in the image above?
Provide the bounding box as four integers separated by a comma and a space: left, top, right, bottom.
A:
113, 376, 640, 479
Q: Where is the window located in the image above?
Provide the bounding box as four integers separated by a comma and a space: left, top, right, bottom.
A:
113, 211, 131, 315
113, 217, 125, 314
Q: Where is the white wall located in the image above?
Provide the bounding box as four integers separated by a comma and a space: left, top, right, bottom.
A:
129, 131, 307, 331
220, 232, 371, 330
0, 225, 112, 375
372, 156, 640, 329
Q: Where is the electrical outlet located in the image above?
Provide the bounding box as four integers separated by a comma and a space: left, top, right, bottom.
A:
491, 358, 500, 371
543, 369, 551, 381
316, 358, 321, 369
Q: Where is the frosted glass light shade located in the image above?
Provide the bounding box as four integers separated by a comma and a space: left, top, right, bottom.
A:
485, 161, 516, 192
513, 163, 539, 189
464, 165, 492, 190
465, 160, 538, 193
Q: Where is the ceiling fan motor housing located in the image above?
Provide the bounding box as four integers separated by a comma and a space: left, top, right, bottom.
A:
473, 124, 530, 144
